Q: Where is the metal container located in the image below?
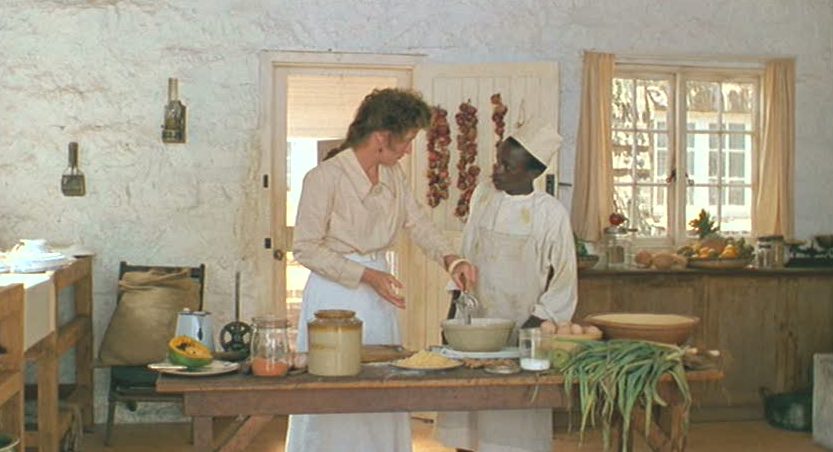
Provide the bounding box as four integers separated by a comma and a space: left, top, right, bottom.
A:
307, 310, 362, 376
174, 309, 215, 352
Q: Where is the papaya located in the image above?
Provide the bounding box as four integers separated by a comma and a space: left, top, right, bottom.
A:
168, 336, 213, 368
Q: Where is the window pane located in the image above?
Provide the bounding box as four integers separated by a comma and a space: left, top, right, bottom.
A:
613, 186, 633, 221
727, 185, 745, 205
688, 81, 720, 111
722, 82, 755, 116
708, 151, 719, 178
286, 139, 321, 227
612, 131, 634, 183
708, 186, 720, 206
728, 152, 745, 178
721, 188, 752, 235
612, 78, 634, 129
636, 79, 670, 129
727, 133, 746, 150
635, 186, 668, 237
686, 122, 696, 148
635, 132, 653, 183
655, 147, 668, 180
708, 124, 720, 149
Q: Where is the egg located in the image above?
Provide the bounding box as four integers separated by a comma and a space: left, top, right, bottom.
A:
540, 321, 557, 334
585, 325, 602, 335
570, 324, 584, 335
557, 322, 572, 336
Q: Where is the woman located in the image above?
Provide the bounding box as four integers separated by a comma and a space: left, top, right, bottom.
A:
287, 88, 476, 452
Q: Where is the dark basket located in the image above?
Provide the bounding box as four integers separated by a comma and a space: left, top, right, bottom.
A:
760, 387, 813, 432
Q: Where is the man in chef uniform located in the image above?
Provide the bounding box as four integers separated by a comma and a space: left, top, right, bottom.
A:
434, 119, 578, 452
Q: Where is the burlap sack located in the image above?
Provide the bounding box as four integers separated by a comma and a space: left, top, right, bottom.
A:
99, 268, 200, 366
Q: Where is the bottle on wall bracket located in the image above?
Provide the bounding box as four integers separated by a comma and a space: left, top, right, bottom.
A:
162, 77, 186, 143
61, 142, 86, 197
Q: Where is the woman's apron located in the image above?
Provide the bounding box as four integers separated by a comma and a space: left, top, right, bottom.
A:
435, 222, 553, 452
286, 253, 411, 452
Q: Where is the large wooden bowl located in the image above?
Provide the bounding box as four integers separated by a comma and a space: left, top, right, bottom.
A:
687, 257, 752, 270
584, 313, 699, 345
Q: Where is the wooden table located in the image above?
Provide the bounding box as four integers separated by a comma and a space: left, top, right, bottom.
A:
22, 256, 94, 451
157, 364, 722, 452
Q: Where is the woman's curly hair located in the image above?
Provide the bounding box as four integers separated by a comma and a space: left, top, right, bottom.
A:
325, 88, 431, 160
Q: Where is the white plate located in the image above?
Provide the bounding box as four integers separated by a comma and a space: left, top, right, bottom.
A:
431, 345, 521, 360
390, 360, 463, 371
151, 360, 240, 377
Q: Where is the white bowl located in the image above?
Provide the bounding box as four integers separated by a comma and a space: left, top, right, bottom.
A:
442, 318, 515, 352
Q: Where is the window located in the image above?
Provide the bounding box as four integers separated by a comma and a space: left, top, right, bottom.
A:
612, 66, 759, 243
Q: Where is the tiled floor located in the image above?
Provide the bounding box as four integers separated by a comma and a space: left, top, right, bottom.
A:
82, 416, 826, 451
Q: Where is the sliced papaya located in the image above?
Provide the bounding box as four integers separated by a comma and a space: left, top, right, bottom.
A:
168, 336, 213, 368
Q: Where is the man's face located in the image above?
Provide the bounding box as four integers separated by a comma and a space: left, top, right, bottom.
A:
379, 130, 417, 165
491, 140, 533, 192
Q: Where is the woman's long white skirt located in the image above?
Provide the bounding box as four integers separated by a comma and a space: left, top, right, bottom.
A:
285, 254, 411, 452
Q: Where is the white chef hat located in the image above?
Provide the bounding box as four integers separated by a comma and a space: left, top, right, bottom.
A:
509, 118, 562, 168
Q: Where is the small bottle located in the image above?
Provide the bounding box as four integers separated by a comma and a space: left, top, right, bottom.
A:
61, 142, 86, 197
162, 78, 186, 143
250, 315, 290, 377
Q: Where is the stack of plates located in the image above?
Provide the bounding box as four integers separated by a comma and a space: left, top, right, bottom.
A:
5, 251, 73, 273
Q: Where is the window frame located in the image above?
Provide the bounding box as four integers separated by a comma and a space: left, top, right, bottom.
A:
614, 63, 763, 247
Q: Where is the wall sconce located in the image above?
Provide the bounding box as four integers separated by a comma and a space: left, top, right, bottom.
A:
162, 77, 186, 143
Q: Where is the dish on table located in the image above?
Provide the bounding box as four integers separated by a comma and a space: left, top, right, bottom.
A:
148, 360, 240, 376
432, 345, 521, 360
687, 257, 752, 270
390, 350, 463, 371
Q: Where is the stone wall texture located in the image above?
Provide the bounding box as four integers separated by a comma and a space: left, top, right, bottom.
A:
2, 0, 832, 422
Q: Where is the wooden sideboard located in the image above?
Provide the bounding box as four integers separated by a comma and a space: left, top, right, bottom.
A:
577, 267, 833, 416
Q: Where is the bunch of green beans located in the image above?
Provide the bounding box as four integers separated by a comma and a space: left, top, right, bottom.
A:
561, 339, 691, 452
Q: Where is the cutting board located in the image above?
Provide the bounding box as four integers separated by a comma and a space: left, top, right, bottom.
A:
361, 345, 414, 363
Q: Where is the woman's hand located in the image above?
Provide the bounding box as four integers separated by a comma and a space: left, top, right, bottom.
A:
360, 268, 406, 309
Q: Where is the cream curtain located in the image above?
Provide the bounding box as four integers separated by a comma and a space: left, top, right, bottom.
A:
753, 59, 795, 237
571, 52, 615, 242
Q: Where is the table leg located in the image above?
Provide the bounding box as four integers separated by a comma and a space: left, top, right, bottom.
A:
74, 271, 94, 429
218, 415, 274, 452
37, 334, 59, 452
193, 416, 213, 451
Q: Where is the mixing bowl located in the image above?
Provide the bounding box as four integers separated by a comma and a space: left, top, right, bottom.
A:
442, 318, 515, 352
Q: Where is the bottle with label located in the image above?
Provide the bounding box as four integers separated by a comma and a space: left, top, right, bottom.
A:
61, 142, 86, 197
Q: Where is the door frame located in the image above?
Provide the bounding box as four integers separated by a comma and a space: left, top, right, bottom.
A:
257, 50, 424, 318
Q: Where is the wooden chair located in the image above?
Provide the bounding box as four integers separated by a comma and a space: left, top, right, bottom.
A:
104, 261, 205, 446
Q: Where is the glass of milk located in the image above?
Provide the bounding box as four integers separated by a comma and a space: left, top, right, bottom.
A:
519, 327, 551, 371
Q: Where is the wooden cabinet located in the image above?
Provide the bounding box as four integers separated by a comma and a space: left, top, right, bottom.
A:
578, 268, 833, 417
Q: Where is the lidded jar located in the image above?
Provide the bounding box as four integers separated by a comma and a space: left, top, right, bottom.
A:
250, 315, 290, 377
603, 226, 631, 269
307, 310, 362, 377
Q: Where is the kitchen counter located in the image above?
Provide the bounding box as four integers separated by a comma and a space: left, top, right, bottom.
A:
576, 266, 833, 420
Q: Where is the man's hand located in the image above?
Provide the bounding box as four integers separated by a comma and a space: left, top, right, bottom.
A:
360, 268, 405, 309
451, 261, 477, 292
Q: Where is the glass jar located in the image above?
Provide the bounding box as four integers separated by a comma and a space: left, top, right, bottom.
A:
756, 242, 773, 268
250, 315, 290, 377
307, 310, 363, 377
518, 328, 551, 371
603, 226, 631, 269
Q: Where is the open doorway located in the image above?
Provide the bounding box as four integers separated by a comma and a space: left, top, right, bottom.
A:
262, 53, 414, 345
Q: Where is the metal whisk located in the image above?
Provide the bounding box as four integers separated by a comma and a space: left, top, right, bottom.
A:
455, 290, 480, 325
